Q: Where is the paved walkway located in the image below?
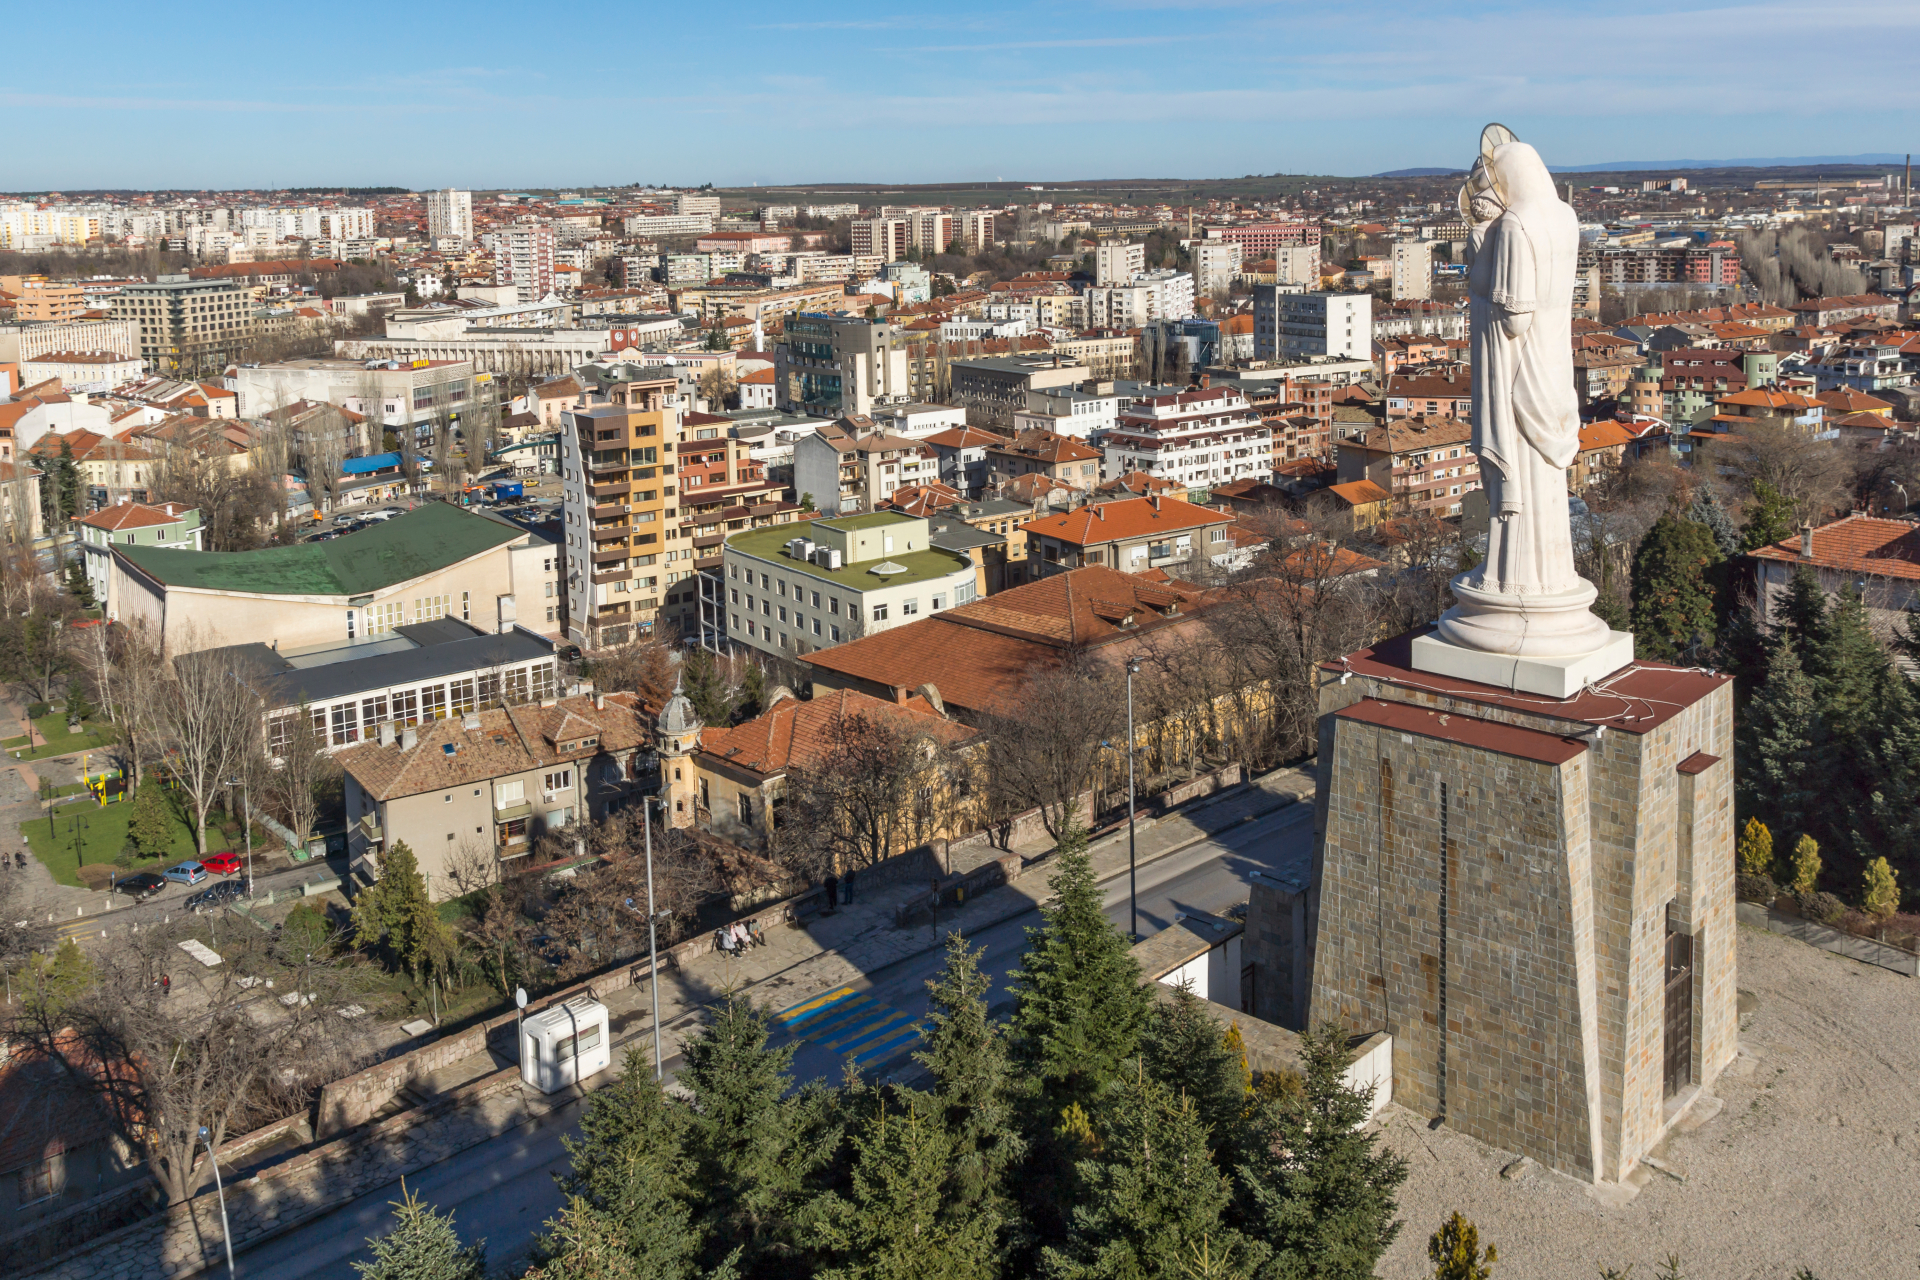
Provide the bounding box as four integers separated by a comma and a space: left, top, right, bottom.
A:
413, 764, 1316, 1098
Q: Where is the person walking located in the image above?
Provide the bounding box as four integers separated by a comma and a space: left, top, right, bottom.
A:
160, 973, 171, 997
822, 873, 839, 915
842, 868, 856, 906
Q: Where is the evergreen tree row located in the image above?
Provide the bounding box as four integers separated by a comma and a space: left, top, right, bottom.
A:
354, 841, 1408, 1280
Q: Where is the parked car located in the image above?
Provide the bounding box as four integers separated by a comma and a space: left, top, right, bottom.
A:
163, 861, 207, 885
113, 872, 166, 901
200, 851, 243, 876
186, 880, 248, 913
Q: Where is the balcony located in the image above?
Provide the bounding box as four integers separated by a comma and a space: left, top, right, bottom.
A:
590, 480, 632, 500
591, 525, 630, 543
587, 454, 629, 475
592, 501, 630, 519
591, 547, 630, 565
592, 568, 633, 585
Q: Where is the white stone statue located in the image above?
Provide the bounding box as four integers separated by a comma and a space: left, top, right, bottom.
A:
1414, 125, 1630, 695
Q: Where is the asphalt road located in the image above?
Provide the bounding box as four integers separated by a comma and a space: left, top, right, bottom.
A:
228, 801, 1315, 1280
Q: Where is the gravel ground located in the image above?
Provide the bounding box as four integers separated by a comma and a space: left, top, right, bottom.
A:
1374, 922, 1920, 1280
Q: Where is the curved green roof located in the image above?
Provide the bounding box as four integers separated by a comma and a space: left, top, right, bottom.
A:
118, 503, 524, 598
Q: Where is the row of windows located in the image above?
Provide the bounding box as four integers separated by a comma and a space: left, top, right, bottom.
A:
268, 661, 557, 751
351, 592, 461, 638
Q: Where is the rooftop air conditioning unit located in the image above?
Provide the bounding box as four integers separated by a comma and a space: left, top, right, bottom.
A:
797, 539, 815, 560
826, 548, 843, 570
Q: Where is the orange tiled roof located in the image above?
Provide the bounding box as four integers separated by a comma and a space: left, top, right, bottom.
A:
696, 687, 971, 777
1328, 479, 1391, 506
77, 501, 192, 532
1748, 514, 1920, 581
1021, 496, 1226, 546
1578, 421, 1635, 451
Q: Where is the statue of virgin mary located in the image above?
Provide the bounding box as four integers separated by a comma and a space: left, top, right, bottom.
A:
1432, 124, 1613, 659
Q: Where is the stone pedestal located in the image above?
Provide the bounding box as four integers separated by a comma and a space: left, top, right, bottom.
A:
1305, 630, 1736, 1185
1410, 629, 1635, 698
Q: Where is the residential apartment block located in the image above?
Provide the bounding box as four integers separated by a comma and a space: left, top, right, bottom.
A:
425, 188, 473, 243
1101, 383, 1273, 499
76, 501, 199, 612
1021, 495, 1237, 580
1335, 416, 1477, 517
714, 512, 977, 661
494, 222, 556, 304
776, 314, 911, 418
1253, 288, 1371, 362
108, 274, 256, 377
560, 377, 679, 648
1095, 241, 1146, 286
793, 417, 941, 516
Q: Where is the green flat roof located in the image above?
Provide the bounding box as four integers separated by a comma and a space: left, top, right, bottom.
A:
726, 524, 969, 591
821, 512, 917, 532
119, 504, 524, 598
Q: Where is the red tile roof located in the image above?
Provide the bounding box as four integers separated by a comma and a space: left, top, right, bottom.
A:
696, 687, 972, 777
1328, 479, 1392, 506
1022, 496, 1227, 546
1747, 513, 1920, 582
77, 501, 191, 532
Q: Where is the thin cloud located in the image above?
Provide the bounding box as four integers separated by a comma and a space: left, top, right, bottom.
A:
878, 33, 1204, 52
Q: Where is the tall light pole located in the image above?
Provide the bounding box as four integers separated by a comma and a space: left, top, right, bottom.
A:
642, 795, 664, 1080
199, 1126, 234, 1278
229, 775, 252, 897
1126, 659, 1140, 942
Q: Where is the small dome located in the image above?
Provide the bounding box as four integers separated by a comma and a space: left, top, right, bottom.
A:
657, 674, 701, 739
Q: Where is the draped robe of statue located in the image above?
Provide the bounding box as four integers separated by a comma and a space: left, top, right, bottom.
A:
1435, 140, 1612, 659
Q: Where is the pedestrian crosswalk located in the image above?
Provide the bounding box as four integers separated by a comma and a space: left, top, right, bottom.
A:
54, 916, 108, 942
773, 986, 922, 1068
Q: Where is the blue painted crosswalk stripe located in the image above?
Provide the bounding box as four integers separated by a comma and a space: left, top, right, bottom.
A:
774, 986, 922, 1067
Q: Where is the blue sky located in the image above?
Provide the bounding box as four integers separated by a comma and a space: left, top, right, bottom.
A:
10, 0, 1919, 190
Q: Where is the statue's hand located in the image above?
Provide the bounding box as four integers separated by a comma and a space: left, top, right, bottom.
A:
1500, 310, 1532, 339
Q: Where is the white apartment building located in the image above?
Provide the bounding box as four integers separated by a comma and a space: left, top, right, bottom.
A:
673, 193, 722, 216
1272, 245, 1321, 286
623, 213, 715, 238
909, 211, 953, 255
960, 210, 996, 250
1137, 270, 1195, 321
1019, 386, 1118, 440
1087, 270, 1194, 328
1095, 241, 1146, 286
1101, 385, 1273, 495
494, 223, 556, 304
1391, 240, 1433, 301
426, 188, 473, 243
717, 512, 977, 662
1192, 240, 1244, 296
1253, 289, 1371, 361
850, 218, 910, 261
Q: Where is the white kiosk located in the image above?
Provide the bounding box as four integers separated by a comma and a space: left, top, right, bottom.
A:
520, 995, 612, 1093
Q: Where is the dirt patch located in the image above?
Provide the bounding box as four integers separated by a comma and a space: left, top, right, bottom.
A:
1374, 924, 1920, 1279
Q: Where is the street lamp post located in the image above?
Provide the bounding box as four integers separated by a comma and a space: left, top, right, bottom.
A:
642, 796, 664, 1080
1126, 659, 1140, 942
198, 1125, 234, 1277
229, 776, 252, 898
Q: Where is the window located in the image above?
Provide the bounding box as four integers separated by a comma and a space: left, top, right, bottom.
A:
831, 625, 842, 642
450, 678, 477, 715
392, 688, 419, 726
531, 662, 556, 700
413, 593, 451, 622
268, 714, 295, 757
365, 600, 403, 635
810, 590, 821, 607
901, 599, 918, 616
544, 768, 573, 796
422, 683, 448, 720
18, 1158, 56, 1205
811, 618, 822, 635
362, 695, 388, 728
330, 702, 359, 746
461, 591, 471, 621
555, 1022, 602, 1062
829, 596, 840, 615
778, 606, 788, 623
739, 793, 753, 823
871, 603, 888, 622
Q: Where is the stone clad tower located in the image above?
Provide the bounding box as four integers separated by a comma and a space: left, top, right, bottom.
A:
1305, 123, 1736, 1188
655, 677, 703, 829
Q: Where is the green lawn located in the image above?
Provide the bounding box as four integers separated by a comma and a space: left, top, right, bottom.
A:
1, 715, 114, 761
22, 795, 202, 887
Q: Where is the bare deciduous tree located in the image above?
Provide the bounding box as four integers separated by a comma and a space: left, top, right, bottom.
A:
156, 632, 266, 855
262, 701, 333, 852
15, 921, 361, 1206
982, 658, 1126, 839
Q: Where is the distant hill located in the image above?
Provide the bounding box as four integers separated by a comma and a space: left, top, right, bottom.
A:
1554, 153, 1906, 173
1374, 167, 1465, 178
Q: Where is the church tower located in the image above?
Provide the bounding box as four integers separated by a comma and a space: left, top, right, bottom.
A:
655, 676, 703, 829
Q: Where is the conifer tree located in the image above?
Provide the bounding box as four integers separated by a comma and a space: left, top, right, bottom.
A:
354, 1182, 486, 1280
1862, 857, 1899, 919
1736, 818, 1775, 880
1042, 1067, 1264, 1280
806, 1089, 999, 1280
1237, 1023, 1408, 1280
1008, 833, 1154, 1115
128, 776, 174, 856
917, 932, 1022, 1208
1686, 485, 1740, 557
546, 1051, 705, 1277
1140, 984, 1248, 1161
680, 992, 826, 1276
1803, 585, 1883, 741
1790, 835, 1821, 895
1735, 638, 1819, 845
1629, 513, 1722, 661
1738, 480, 1798, 552
1427, 1212, 1496, 1280
350, 841, 456, 981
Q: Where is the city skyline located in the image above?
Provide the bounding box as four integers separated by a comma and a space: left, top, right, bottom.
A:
9, 0, 1918, 189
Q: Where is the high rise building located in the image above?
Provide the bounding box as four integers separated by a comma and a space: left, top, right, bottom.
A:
494, 222, 556, 304
960, 210, 996, 251
108, 274, 256, 377
908, 210, 953, 255
1391, 240, 1433, 301
673, 192, 722, 217
426, 188, 473, 243
850, 218, 910, 262
1095, 240, 1146, 286
559, 373, 679, 648
1253, 289, 1371, 362
1191, 240, 1244, 296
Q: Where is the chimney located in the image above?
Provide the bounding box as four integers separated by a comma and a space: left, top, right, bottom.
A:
1095, 504, 1104, 520
1150, 494, 1161, 512
401, 726, 418, 750
1200, 373, 1210, 389
377, 720, 396, 747
594, 691, 606, 711
1801, 522, 1814, 558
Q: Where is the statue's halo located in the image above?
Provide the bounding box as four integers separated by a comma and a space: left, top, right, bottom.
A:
1480, 122, 1519, 158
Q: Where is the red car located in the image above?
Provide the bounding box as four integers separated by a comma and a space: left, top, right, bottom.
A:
201, 852, 244, 876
